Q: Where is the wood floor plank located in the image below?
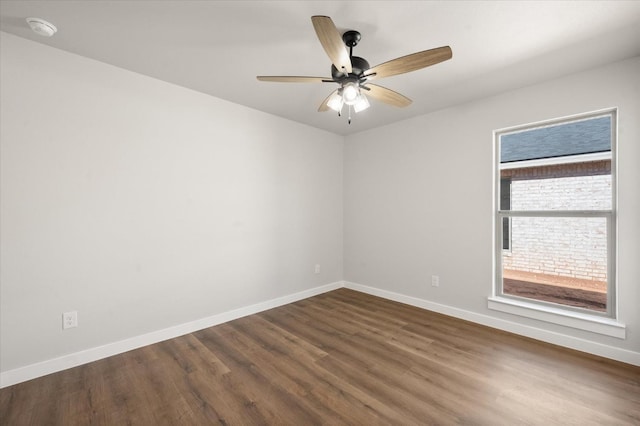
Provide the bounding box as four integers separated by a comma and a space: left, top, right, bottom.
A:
195, 324, 321, 424
222, 319, 387, 424
2, 288, 639, 425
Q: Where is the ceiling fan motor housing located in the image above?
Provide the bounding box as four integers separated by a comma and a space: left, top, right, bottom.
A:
331, 56, 370, 80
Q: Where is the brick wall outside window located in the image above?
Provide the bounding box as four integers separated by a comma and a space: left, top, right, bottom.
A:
502, 160, 611, 283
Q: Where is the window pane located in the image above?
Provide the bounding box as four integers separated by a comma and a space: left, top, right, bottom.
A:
502, 216, 608, 312
501, 116, 611, 163
499, 115, 612, 211
508, 164, 611, 210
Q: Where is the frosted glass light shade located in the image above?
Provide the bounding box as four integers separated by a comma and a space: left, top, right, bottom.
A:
342, 83, 360, 105
327, 92, 344, 112
353, 94, 370, 113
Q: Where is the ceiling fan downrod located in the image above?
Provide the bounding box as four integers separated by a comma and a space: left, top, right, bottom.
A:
342, 30, 361, 57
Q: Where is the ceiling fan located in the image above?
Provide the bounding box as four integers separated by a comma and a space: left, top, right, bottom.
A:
257, 16, 452, 124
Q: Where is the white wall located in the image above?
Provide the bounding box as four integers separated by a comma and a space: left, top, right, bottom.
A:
2, 29, 639, 384
0, 33, 343, 373
344, 56, 640, 356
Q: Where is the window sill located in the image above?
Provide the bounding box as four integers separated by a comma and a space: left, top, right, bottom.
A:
487, 296, 626, 339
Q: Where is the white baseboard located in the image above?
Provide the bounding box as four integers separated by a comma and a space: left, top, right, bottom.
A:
344, 281, 640, 367
4, 279, 637, 388
0, 281, 343, 388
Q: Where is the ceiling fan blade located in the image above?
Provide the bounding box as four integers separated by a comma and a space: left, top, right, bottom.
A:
318, 89, 339, 112
364, 84, 412, 107
365, 46, 452, 80
257, 76, 332, 83
311, 16, 352, 74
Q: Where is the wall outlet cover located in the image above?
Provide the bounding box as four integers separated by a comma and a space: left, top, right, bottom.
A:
63, 311, 78, 329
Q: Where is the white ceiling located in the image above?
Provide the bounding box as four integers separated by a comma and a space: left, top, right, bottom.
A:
2, 1, 640, 136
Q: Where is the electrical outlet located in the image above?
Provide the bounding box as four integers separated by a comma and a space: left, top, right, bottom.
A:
431, 275, 440, 287
314, 264, 321, 274
63, 311, 78, 329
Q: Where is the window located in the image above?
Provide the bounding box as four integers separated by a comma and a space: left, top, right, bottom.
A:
493, 110, 616, 320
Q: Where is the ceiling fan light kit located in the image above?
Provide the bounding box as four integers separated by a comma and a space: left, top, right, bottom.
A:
325, 84, 370, 124
257, 15, 452, 124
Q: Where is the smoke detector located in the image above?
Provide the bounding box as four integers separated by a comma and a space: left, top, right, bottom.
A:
26, 17, 57, 37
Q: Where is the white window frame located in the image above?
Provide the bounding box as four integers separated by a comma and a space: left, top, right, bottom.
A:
489, 108, 625, 339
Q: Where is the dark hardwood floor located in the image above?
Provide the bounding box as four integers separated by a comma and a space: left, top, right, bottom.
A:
1, 288, 639, 425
